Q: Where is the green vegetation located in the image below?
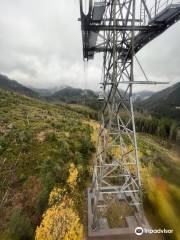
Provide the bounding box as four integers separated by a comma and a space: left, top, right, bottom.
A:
8, 208, 34, 240
0, 87, 179, 240
115, 111, 179, 143
48, 87, 101, 111
106, 200, 133, 228
137, 82, 180, 120
138, 134, 180, 240
67, 104, 98, 120
0, 89, 95, 239
135, 114, 179, 141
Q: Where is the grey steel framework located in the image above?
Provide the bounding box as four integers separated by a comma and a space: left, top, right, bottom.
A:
79, 0, 180, 235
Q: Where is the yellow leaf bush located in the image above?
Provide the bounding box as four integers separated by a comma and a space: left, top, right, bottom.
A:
48, 187, 65, 207
36, 164, 83, 240
35, 196, 83, 240
67, 163, 78, 189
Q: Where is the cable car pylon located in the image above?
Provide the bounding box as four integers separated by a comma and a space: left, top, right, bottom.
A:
79, 0, 180, 238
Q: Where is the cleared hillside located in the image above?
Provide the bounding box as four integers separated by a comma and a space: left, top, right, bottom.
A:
0, 88, 179, 240
0, 89, 95, 240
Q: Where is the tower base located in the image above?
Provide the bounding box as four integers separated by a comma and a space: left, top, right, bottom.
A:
87, 188, 158, 240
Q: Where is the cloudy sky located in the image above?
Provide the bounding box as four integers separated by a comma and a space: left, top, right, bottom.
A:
0, 0, 180, 92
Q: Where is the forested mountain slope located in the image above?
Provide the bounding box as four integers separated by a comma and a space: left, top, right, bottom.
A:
47, 87, 100, 110
138, 82, 180, 120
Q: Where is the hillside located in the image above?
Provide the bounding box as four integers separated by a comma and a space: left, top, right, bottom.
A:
2, 73, 180, 121
31, 86, 68, 97
0, 88, 180, 239
0, 75, 99, 112
133, 90, 154, 101
138, 134, 180, 239
138, 82, 180, 119
0, 89, 95, 240
0, 74, 39, 98
48, 86, 100, 110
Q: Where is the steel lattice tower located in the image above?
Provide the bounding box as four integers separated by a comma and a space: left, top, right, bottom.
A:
92, 1, 142, 226
79, 0, 180, 238
91, 0, 144, 231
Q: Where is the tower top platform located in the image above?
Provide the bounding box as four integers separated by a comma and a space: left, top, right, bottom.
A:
79, 1, 180, 60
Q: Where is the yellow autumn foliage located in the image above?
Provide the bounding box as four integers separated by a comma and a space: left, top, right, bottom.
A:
64, 218, 84, 240
67, 163, 78, 189
36, 164, 84, 240
48, 187, 65, 206
35, 198, 83, 240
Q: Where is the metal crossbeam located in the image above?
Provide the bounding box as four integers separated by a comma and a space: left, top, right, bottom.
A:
88, 25, 158, 31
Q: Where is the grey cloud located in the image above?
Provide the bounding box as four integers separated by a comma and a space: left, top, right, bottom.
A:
0, 0, 180, 92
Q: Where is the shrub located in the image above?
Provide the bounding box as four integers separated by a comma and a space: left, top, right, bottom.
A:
36, 190, 49, 215
39, 158, 68, 190
46, 132, 57, 142
8, 208, 33, 240
35, 198, 83, 240
16, 130, 33, 144
18, 174, 27, 183
42, 172, 56, 193
0, 136, 7, 153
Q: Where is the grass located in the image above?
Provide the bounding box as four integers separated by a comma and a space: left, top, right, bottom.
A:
106, 200, 133, 228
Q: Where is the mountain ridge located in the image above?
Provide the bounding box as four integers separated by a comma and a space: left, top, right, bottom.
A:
1, 73, 179, 119
0, 74, 39, 98
138, 82, 180, 120
48, 86, 99, 110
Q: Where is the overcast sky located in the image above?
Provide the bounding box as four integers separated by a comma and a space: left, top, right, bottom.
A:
0, 0, 180, 92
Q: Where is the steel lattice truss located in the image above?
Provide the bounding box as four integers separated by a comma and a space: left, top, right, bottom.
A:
91, 0, 144, 229
79, 0, 180, 233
